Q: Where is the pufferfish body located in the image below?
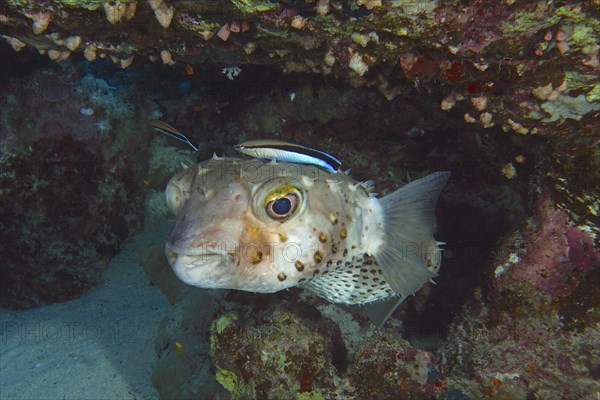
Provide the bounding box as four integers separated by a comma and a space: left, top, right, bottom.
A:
164, 156, 449, 325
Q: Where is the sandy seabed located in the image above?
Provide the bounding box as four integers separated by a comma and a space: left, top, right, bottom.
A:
0, 224, 173, 400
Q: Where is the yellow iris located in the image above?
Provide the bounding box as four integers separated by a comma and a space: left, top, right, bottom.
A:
263, 185, 300, 205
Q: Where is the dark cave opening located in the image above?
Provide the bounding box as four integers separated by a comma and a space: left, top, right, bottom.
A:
1, 43, 540, 330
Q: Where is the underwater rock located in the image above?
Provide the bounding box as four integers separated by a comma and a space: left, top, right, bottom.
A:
0, 1, 598, 140
441, 287, 600, 399
347, 331, 440, 399
209, 306, 339, 399
155, 286, 446, 400
0, 59, 151, 308
493, 195, 598, 301
0, 136, 144, 308
440, 195, 600, 399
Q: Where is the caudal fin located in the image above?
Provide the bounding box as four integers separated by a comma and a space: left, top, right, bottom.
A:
372, 171, 450, 298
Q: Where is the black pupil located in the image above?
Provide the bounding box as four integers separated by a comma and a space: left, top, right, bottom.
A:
272, 197, 292, 215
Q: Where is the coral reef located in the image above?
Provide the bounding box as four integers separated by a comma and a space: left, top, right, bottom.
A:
440, 196, 600, 399
0, 0, 598, 397
0, 54, 150, 308
0, 0, 597, 142
152, 282, 448, 400
346, 330, 440, 399
442, 296, 600, 399
0, 136, 143, 308
494, 195, 597, 300
210, 307, 339, 399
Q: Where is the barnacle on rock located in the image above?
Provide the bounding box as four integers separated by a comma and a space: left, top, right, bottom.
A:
104, 1, 127, 24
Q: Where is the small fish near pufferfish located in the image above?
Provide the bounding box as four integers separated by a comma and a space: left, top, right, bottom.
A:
161, 133, 450, 326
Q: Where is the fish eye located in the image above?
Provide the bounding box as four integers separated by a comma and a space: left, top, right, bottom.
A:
266, 194, 299, 220
262, 185, 304, 222
272, 197, 291, 215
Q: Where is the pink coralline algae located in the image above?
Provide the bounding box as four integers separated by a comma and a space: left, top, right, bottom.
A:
504, 195, 599, 298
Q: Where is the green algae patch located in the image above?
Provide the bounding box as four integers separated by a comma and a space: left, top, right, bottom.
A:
212, 311, 238, 335
6, 0, 105, 10
55, 0, 126, 10
230, 0, 279, 14
586, 84, 600, 103
55, 0, 101, 10
564, 71, 597, 91
556, 7, 600, 32
563, 72, 600, 103
540, 94, 600, 122
209, 307, 336, 398
216, 367, 256, 400
255, 23, 291, 39
376, 11, 437, 39
500, 10, 559, 35
555, 6, 600, 52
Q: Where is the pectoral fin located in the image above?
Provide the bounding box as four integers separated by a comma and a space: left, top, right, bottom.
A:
372, 171, 450, 297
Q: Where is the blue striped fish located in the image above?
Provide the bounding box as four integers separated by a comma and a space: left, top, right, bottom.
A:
150, 120, 199, 152
234, 139, 342, 173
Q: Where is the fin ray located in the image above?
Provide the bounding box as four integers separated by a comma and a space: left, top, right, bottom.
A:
359, 296, 407, 327
340, 296, 406, 327
373, 171, 450, 297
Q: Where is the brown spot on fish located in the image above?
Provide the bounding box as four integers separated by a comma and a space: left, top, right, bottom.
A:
319, 232, 327, 243
314, 251, 323, 263
313, 269, 320, 276
329, 213, 338, 225
340, 228, 347, 239
343, 248, 348, 257
331, 243, 338, 253
249, 248, 263, 264
278, 232, 288, 242
277, 272, 287, 281
295, 260, 305, 272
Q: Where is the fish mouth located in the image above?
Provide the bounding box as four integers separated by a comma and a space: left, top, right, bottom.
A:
165, 244, 230, 267
165, 244, 232, 286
